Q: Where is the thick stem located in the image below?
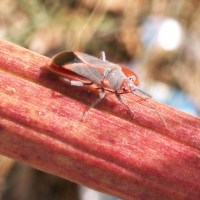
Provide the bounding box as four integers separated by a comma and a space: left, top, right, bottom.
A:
0, 39, 200, 200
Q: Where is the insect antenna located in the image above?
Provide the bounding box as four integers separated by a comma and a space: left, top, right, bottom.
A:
136, 88, 152, 98
115, 91, 136, 118
82, 88, 105, 121
132, 91, 167, 127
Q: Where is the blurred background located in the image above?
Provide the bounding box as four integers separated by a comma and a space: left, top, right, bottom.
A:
0, 0, 200, 199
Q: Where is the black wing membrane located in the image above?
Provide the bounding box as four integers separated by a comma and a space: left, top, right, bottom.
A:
52, 51, 84, 66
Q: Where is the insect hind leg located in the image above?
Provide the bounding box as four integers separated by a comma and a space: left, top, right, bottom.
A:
71, 80, 93, 86
98, 51, 106, 61
115, 91, 136, 118
82, 88, 105, 120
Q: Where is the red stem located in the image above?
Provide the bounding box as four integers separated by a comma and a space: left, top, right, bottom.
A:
0, 39, 200, 200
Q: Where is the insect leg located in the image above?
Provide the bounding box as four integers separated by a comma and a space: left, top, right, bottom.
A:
82, 88, 105, 120
98, 51, 106, 61
115, 91, 136, 118
59, 78, 93, 86
70, 80, 93, 86
132, 92, 167, 127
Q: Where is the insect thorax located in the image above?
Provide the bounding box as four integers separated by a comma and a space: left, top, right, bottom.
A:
105, 67, 127, 90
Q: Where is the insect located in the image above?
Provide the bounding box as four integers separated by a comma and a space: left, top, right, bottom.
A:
49, 51, 167, 126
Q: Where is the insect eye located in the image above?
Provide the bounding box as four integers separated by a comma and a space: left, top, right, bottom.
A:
129, 76, 136, 82
123, 87, 127, 92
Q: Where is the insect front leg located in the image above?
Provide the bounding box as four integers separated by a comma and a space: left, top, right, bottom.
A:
82, 88, 105, 121
115, 91, 136, 118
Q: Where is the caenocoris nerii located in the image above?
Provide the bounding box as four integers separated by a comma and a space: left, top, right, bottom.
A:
49, 51, 166, 126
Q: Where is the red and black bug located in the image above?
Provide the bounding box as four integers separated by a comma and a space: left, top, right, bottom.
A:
49, 51, 166, 126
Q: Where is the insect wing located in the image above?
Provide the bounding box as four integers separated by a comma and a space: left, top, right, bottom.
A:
50, 51, 90, 82
61, 52, 115, 85
49, 63, 91, 83
75, 52, 113, 68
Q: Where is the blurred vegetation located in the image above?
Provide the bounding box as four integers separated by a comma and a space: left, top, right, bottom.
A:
1, 0, 200, 99
1, 0, 200, 199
